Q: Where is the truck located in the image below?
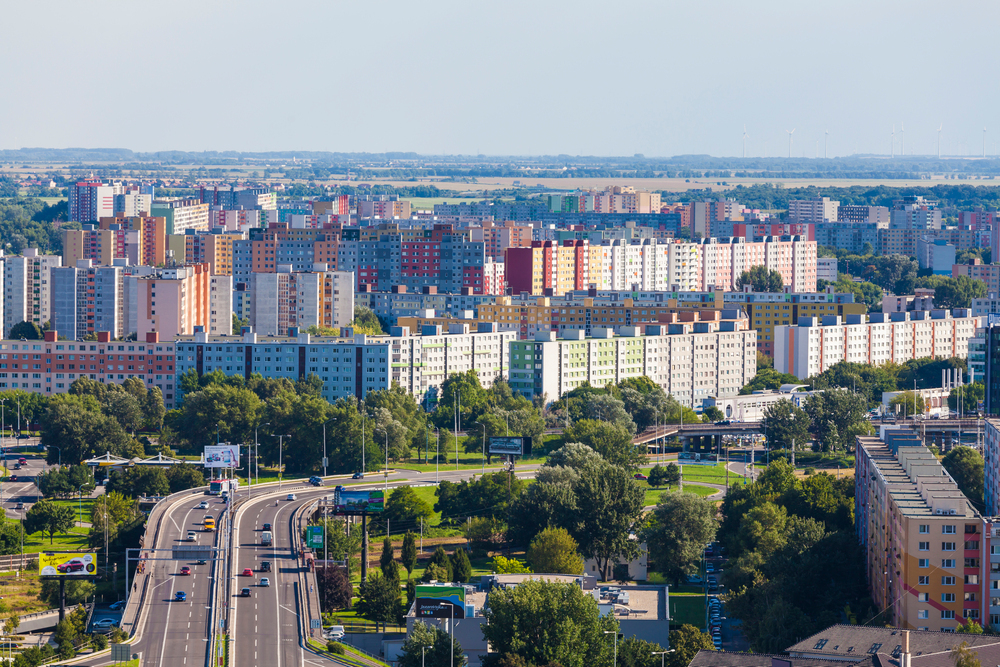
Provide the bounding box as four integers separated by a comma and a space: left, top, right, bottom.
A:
207, 479, 239, 496
261, 531, 273, 546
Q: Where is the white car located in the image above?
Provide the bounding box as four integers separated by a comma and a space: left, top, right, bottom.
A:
197, 501, 209, 509
323, 625, 345, 640
186, 531, 197, 542
286, 494, 296, 501
259, 578, 270, 587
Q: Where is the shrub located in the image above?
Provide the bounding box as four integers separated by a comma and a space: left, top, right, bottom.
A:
328, 641, 346, 655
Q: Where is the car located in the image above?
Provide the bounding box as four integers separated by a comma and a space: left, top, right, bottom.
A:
706, 563, 715, 573
309, 476, 323, 486
92, 618, 118, 629
286, 493, 296, 501
352, 472, 364, 479
17, 458, 25, 465
57, 558, 87, 573
241, 587, 251, 597
204, 514, 214, 522
242, 568, 253, 577
175, 591, 187, 601
323, 625, 345, 640
714, 420, 731, 426
180, 567, 191, 576
14, 503, 23, 510
109, 600, 126, 611
261, 561, 272, 572
12, 464, 20, 471
686, 575, 703, 585
262, 523, 271, 532
197, 501, 209, 509
633, 473, 648, 481
259, 578, 270, 587
197, 560, 207, 565
9, 475, 16, 482
186, 531, 197, 542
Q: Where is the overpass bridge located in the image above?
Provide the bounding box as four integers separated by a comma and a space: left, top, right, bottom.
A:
633, 421, 763, 450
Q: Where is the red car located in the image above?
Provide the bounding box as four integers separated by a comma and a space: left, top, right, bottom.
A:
242, 568, 253, 577
179, 567, 191, 576
633, 473, 648, 481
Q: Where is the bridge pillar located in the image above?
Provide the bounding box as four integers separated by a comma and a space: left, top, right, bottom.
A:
943, 431, 953, 453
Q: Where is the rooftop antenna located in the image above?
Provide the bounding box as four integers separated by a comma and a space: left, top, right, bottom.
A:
937, 123, 943, 159
824, 130, 829, 159
786, 129, 795, 158
742, 125, 749, 158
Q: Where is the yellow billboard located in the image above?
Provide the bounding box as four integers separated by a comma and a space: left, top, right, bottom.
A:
39, 553, 97, 577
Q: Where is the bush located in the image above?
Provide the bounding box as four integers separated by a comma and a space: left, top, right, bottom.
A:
328, 641, 346, 655
804, 467, 816, 476
92, 633, 109, 650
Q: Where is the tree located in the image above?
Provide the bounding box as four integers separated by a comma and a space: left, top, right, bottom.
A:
917, 274, 986, 309
736, 265, 783, 292
142, 387, 166, 430
573, 462, 644, 581
666, 625, 716, 667
398, 621, 465, 667
491, 555, 531, 574
562, 420, 643, 471
701, 406, 724, 423
482, 580, 617, 667
950, 383, 985, 414
8, 321, 42, 340
107, 466, 169, 498
381, 486, 434, 534
355, 571, 401, 632
351, 306, 385, 336
465, 516, 508, 555
643, 493, 719, 586
3, 612, 19, 638
647, 464, 668, 489
943, 446, 985, 507
39, 579, 95, 607
760, 399, 810, 451
889, 391, 925, 417
450, 548, 472, 583
435, 472, 526, 524
544, 442, 604, 471
401, 532, 418, 577
526, 527, 584, 574
316, 567, 352, 612
380, 536, 399, 583
164, 463, 205, 493
427, 546, 453, 581
24, 500, 75, 544
664, 463, 681, 487
617, 636, 665, 667
952, 642, 983, 667
740, 368, 801, 395
958, 619, 985, 634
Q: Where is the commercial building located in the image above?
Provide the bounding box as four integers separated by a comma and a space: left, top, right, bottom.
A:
816, 257, 838, 282
0, 330, 176, 408
50, 261, 125, 340
788, 197, 839, 223
774, 310, 981, 379
702, 385, 816, 422
150, 199, 210, 235
509, 310, 756, 409
855, 432, 991, 630
3, 249, 62, 337
917, 238, 956, 275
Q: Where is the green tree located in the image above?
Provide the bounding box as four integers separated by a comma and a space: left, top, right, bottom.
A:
916, 274, 986, 309
889, 391, 925, 417
950, 382, 984, 414
701, 405, 724, 423
665, 625, 716, 667
644, 493, 719, 586
562, 420, 643, 471
435, 472, 526, 524
142, 387, 166, 430
647, 464, 668, 489
24, 499, 75, 544
736, 265, 783, 292
481, 580, 617, 667
397, 620, 464, 667
450, 548, 472, 583
317, 566, 352, 612
952, 641, 983, 667
761, 399, 810, 451
664, 463, 681, 487
164, 463, 205, 493
39, 579, 95, 607
957, 619, 985, 634
355, 571, 401, 632
491, 555, 531, 574
380, 536, 399, 583
617, 636, 665, 667
739, 368, 801, 394
943, 446, 985, 507
8, 321, 42, 340
427, 546, 453, 581
382, 486, 434, 534
804, 389, 872, 452
350, 306, 385, 336
573, 462, 644, 580
401, 532, 418, 577
107, 466, 170, 498
526, 527, 584, 574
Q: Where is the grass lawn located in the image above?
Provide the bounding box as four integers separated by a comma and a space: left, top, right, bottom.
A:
49, 497, 95, 526
23, 523, 90, 554
639, 462, 746, 487
642, 485, 718, 507
0, 571, 48, 614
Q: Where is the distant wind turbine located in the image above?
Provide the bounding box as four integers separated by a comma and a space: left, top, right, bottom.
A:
900, 124, 904, 156
937, 124, 943, 159
984, 127, 988, 158
824, 130, 829, 159
891, 125, 895, 158
742, 125, 749, 158
786, 129, 795, 158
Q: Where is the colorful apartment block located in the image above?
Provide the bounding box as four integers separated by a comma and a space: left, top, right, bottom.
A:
3, 249, 62, 337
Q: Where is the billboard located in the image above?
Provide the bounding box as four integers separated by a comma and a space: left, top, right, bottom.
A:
332, 487, 384, 514
39, 552, 97, 577
203, 445, 240, 469
306, 526, 324, 549
488, 436, 531, 457
415, 585, 466, 619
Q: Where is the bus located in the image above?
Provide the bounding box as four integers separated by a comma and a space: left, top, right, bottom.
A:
207, 479, 239, 496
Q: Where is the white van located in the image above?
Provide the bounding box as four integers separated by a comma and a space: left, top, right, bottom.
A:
261, 531, 273, 546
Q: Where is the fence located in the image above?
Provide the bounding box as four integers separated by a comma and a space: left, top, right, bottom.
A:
0, 553, 38, 571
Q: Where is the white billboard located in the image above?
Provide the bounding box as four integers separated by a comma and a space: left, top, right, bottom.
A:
203, 444, 240, 469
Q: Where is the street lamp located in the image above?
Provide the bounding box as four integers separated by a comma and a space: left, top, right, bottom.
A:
652, 650, 675, 667
322, 418, 336, 478
78, 483, 87, 529
604, 630, 619, 667
272, 434, 290, 492
476, 421, 486, 475
422, 645, 427, 667
252, 422, 270, 498
50, 445, 60, 468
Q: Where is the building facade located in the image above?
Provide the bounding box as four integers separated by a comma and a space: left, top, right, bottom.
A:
50, 261, 125, 340
3, 249, 62, 337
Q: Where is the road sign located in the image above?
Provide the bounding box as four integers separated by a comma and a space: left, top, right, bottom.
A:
306, 526, 324, 549
111, 643, 132, 661
310, 619, 322, 629
322, 457, 328, 468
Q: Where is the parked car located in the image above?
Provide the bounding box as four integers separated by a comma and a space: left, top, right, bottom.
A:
175, 591, 187, 602
92, 618, 118, 629
323, 626, 345, 640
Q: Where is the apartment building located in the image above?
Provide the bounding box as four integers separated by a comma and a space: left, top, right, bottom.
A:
973, 321, 1000, 415
198, 185, 276, 211
124, 264, 230, 341
3, 249, 62, 337
238, 266, 354, 336
50, 261, 125, 340
838, 205, 891, 227
62, 226, 122, 267
815, 222, 879, 253
953, 261, 1000, 295
150, 199, 210, 235
917, 238, 957, 275
890, 196, 943, 231
856, 432, 990, 631
774, 310, 981, 379
0, 330, 176, 408
509, 311, 756, 408
68, 181, 124, 222
356, 288, 494, 325
184, 231, 241, 276
788, 197, 839, 223
113, 190, 152, 218
724, 222, 815, 241
880, 228, 980, 256
817, 257, 838, 282
467, 220, 534, 261
357, 199, 411, 219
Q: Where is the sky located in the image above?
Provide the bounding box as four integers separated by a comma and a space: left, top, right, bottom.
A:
1, 0, 997, 158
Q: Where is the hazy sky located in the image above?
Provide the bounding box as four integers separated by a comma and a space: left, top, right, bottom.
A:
2, 1, 996, 158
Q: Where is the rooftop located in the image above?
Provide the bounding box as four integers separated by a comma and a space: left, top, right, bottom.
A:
786, 624, 998, 661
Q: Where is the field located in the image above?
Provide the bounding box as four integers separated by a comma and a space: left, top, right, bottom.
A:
0, 571, 48, 614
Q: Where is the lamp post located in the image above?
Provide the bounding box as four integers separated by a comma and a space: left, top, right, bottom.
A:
435, 429, 440, 484
477, 421, 486, 475
604, 630, 619, 667
322, 418, 335, 478
652, 650, 675, 667
422, 645, 427, 667
378, 425, 389, 496
50, 445, 60, 468
78, 483, 87, 529
252, 422, 270, 498
272, 434, 290, 492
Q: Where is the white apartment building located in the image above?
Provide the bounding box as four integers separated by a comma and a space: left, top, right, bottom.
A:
788, 197, 839, 223
509, 316, 756, 409
389, 323, 515, 404
3, 249, 62, 337
774, 310, 981, 379
241, 266, 354, 336
817, 257, 838, 283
